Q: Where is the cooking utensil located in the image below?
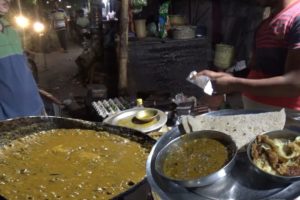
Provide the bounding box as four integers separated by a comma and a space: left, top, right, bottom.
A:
136, 109, 158, 123
104, 107, 168, 133
247, 129, 300, 183
154, 130, 237, 187
171, 26, 196, 40
0, 116, 156, 200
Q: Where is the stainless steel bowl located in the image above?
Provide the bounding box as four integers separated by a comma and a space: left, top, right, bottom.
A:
135, 109, 158, 123
247, 129, 300, 183
154, 130, 237, 187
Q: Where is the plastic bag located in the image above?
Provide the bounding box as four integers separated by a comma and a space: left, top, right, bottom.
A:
158, 0, 170, 38
186, 71, 214, 95
131, 0, 147, 13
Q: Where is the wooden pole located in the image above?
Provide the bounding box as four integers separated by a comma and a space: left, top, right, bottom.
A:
188, 0, 192, 24
118, 0, 129, 94
89, 0, 104, 84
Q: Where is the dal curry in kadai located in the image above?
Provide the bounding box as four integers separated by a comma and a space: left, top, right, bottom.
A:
0, 129, 150, 200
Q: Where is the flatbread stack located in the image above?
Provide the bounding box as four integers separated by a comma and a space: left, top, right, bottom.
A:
182, 109, 286, 149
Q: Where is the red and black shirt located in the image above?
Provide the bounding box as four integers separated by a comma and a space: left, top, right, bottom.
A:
244, 0, 300, 110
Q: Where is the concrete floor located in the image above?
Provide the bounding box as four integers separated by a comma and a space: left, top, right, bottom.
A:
33, 41, 90, 119
36, 42, 86, 100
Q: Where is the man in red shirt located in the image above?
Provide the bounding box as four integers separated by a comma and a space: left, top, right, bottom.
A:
198, 0, 300, 116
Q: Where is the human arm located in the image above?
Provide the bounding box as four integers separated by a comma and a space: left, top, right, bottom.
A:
198, 14, 300, 97
198, 49, 300, 97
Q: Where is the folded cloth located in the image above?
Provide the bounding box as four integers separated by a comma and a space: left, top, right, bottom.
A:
181, 109, 286, 149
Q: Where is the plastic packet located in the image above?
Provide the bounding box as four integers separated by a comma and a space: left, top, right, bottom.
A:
172, 93, 197, 106
186, 71, 214, 95
158, 0, 170, 38
131, 0, 147, 13
226, 60, 247, 73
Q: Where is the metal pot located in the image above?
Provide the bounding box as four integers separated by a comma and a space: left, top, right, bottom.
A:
0, 116, 156, 199
171, 26, 196, 40
154, 130, 237, 187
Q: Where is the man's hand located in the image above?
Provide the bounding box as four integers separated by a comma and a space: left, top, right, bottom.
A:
197, 70, 238, 94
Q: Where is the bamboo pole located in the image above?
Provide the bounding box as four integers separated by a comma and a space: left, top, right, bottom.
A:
118, 0, 129, 94
89, 0, 103, 84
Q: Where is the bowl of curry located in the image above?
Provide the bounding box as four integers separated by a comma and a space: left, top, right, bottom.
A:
247, 129, 300, 183
155, 130, 237, 187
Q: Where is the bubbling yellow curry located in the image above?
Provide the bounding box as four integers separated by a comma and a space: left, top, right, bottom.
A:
0, 129, 150, 200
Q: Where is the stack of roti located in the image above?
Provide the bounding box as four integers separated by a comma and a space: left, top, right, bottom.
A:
182, 109, 286, 149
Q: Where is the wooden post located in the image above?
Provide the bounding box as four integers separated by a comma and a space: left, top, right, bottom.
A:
118, 0, 129, 94
89, 0, 104, 84
188, 0, 192, 24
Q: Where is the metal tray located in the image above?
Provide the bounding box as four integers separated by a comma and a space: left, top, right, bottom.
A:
146, 109, 300, 200
103, 107, 168, 133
